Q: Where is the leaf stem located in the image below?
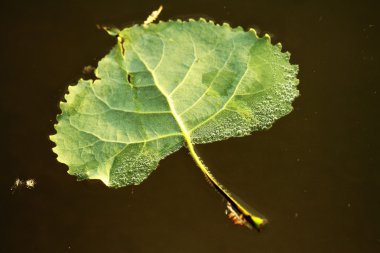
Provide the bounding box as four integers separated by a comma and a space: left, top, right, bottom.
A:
185, 137, 268, 230
163, 89, 267, 230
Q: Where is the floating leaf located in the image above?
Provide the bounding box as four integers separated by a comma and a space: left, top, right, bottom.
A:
50, 18, 299, 230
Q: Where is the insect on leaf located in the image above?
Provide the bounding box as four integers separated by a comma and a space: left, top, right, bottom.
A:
50, 18, 299, 230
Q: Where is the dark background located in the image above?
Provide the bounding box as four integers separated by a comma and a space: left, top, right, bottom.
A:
1, 0, 379, 252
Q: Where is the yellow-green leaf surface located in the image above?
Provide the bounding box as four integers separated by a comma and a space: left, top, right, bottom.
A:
50, 19, 299, 188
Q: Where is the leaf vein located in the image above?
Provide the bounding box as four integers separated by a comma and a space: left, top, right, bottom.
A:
179, 40, 236, 116
68, 118, 182, 144
168, 32, 198, 97
89, 85, 171, 115
189, 53, 251, 133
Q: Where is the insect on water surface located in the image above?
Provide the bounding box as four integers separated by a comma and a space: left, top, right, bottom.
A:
226, 202, 247, 226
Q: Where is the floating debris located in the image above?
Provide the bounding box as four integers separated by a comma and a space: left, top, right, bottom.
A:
25, 179, 36, 189
82, 65, 95, 75
10, 178, 23, 192
10, 178, 36, 193
144, 5, 163, 26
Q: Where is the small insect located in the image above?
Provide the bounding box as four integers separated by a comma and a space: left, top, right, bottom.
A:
205, 170, 267, 230
144, 5, 163, 26
226, 202, 250, 227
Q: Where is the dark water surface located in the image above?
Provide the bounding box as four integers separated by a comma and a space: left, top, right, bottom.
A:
1, 0, 379, 252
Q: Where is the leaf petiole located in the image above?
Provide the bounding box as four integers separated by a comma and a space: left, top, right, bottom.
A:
185, 138, 267, 231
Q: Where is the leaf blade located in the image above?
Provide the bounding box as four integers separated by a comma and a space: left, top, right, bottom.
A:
51, 19, 299, 187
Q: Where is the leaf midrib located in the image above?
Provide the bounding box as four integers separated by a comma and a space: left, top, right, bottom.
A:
128, 31, 251, 140
129, 41, 192, 145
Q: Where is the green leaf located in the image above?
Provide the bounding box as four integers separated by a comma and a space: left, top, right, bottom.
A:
51, 19, 298, 189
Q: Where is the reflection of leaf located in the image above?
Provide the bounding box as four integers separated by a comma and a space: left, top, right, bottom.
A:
50, 19, 299, 229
